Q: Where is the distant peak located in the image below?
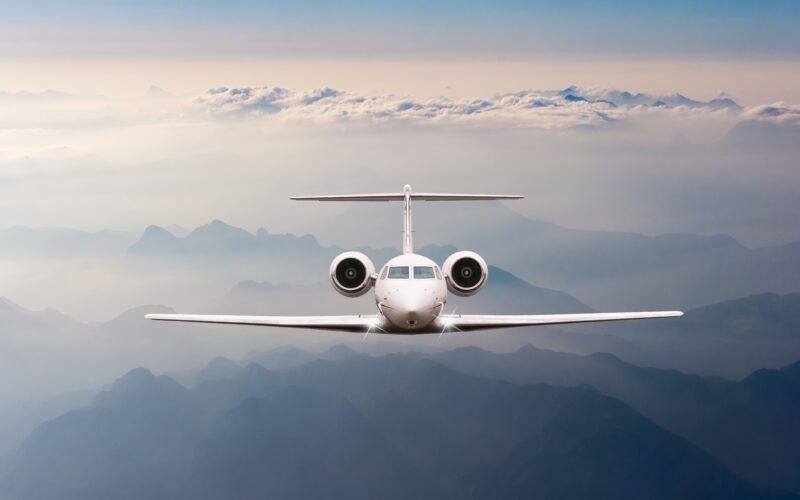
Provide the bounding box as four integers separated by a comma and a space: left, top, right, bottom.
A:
107, 367, 157, 394
142, 224, 174, 236
322, 344, 358, 360
98, 366, 186, 406
107, 304, 176, 324
144, 85, 173, 99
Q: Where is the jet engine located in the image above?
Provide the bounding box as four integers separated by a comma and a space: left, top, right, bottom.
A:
442, 251, 488, 297
329, 251, 376, 297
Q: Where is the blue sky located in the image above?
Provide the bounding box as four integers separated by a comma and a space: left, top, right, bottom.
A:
4, 0, 799, 57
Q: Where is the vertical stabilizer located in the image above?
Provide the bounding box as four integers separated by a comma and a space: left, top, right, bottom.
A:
403, 184, 413, 254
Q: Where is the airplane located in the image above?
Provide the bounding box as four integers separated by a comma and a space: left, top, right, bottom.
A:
146, 184, 682, 333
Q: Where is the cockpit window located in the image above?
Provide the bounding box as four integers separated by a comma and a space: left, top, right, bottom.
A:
434, 267, 443, 280
387, 266, 410, 279
413, 266, 435, 279
380, 266, 389, 280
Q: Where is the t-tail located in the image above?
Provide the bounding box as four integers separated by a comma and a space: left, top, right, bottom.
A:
291, 184, 524, 254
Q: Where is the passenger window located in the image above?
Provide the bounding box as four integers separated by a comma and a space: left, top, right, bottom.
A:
387, 266, 410, 279
434, 267, 443, 280
413, 266, 435, 279
380, 266, 389, 279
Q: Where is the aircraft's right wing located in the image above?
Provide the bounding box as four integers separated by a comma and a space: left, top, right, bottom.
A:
440, 311, 683, 332
145, 314, 376, 333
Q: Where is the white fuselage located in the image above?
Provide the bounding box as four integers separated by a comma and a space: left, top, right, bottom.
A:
373, 253, 448, 332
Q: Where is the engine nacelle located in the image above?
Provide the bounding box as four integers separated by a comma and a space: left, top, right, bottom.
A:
329, 251, 376, 297
442, 251, 488, 297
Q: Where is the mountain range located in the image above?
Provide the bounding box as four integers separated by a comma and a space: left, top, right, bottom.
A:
126, 213, 800, 312
1, 211, 798, 316
1, 351, 795, 500
179, 340, 800, 493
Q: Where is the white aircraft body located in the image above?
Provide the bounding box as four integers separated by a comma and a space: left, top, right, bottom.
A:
146, 185, 682, 333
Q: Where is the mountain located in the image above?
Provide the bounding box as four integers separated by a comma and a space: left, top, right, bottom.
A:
450, 265, 593, 314
129, 220, 334, 258
782, 360, 800, 385
309, 201, 800, 311
594, 292, 800, 377
128, 225, 183, 254
0, 368, 198, 500
469, 392, 770, 500
194, 356, 243, 384
11, 215, 797, 317
216, 264, 592, 318
556, 87, 741, 111
187, 387, 430, 500
124, 216, 800, 313
4, 354, 791, 499
210, 342, 800, 493
242, 345, 318, 371
643, 292, 800, 341
433, 344, 800, 494
144, 85, 174, 100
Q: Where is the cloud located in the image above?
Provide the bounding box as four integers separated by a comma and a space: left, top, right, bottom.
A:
194, 85, 746, 129
740, 103, 800, 126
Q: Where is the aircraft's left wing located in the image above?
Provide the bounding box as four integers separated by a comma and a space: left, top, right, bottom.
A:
439, 311, 682, 332
145, 314, 376, 333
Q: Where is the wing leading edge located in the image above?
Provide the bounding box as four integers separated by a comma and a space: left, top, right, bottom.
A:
439, 311, 683, 332
144, 314, 377, 333
290, 193, 523, 202
146, 310, 682, 334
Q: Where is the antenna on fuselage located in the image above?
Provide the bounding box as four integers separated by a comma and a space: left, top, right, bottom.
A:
291, 185, 524, 254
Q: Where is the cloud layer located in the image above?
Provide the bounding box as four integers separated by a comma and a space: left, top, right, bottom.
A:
194, 85, 743, 129
740, 103, 800, 126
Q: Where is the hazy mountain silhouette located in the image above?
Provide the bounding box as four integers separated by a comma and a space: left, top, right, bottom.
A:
188, 387, 431, 500
0, 368, 198, 500
1, 214, 786, 315
220, 342, 800, 493
217, 264, 592, 317
596, 292, 800, 376
469, 392, 781, 500
122, 216, 800, 311
315, 202, 800, 310
555, 87, 742, 111
194, 356, 243, 384
433, 344, 800, 493
452, 265, 594, 314
129, 220, 327, 257
3, 354, 792, 500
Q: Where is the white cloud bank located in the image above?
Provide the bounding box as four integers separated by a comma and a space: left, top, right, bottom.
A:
193, 85, 744, 129
740, 103, 800, 126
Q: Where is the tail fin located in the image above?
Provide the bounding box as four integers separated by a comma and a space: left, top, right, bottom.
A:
291, 185, 523, 253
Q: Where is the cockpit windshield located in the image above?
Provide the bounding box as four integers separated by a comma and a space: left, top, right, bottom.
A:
413, 266, 435, 279
387, 266, 410, 279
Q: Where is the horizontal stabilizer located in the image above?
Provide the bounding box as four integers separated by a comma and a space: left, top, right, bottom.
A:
291, 193, 524, 202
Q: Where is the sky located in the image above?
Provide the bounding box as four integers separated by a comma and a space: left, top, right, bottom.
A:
0, 0, 798, 248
